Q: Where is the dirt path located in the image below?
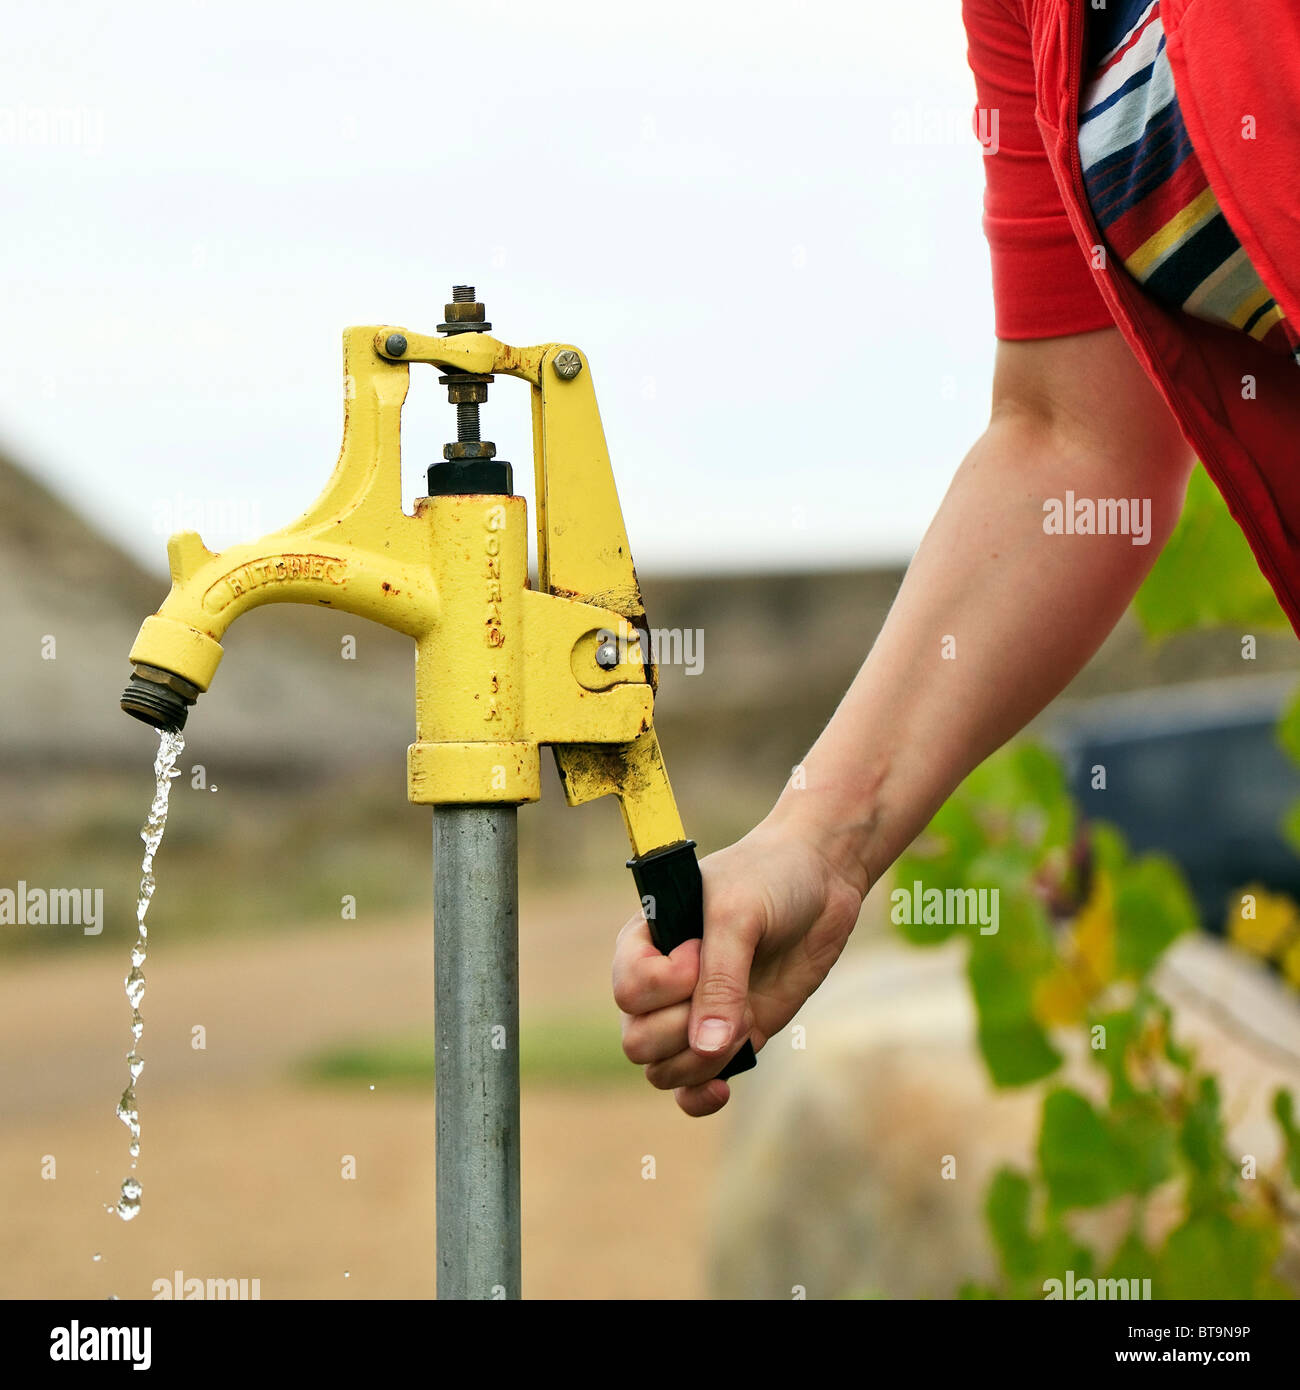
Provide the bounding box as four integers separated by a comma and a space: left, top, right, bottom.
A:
0, 889, 725, 1299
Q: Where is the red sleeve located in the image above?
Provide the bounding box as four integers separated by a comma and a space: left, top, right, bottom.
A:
963, 0, 1114, 339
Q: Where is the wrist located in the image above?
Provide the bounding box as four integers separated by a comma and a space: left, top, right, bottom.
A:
762, 767, 880, 904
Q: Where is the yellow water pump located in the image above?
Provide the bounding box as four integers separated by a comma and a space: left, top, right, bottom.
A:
120, 286, 754, 1299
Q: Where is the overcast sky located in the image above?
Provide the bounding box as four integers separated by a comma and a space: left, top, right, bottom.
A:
4, 0, 994, 576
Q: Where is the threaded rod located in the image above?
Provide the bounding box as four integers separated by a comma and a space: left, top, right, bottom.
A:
457, 403, 481, 442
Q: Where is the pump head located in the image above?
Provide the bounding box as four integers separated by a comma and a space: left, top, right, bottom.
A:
116, 288, 757, 1079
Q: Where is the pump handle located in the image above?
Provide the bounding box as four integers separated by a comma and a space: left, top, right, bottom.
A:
626, 841, 758, 1081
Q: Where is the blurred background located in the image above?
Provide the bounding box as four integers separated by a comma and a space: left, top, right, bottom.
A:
4, 0, 1300, 1300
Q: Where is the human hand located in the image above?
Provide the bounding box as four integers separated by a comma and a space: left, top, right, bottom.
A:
612, 814, 867, 1116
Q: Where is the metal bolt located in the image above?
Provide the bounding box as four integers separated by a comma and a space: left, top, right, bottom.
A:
385, 333, 408, 357
553, 350, 582, 381
457, 403, 480, 443
595, 638, 619, 669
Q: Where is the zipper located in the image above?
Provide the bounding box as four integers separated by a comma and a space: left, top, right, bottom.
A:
1057, 0, 1300, 629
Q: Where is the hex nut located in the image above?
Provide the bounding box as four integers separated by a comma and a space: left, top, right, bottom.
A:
553, 350, 583, 381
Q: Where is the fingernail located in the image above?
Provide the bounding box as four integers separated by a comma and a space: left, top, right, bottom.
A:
694, 1018, 730, 1053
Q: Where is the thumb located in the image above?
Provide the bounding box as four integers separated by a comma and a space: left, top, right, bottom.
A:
688, 920, 757, 1058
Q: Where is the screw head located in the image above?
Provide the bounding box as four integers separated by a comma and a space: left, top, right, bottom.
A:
553, 349, 583, 381
595, 638, 619, 669
385, 333, 408, 357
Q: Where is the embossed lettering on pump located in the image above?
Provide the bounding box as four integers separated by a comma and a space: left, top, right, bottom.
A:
204, 554, 347, 612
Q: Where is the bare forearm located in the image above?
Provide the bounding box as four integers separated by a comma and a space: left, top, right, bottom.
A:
769, 411, 1193, 894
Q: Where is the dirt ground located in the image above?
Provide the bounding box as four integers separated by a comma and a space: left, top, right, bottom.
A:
0, 889, 727, 1300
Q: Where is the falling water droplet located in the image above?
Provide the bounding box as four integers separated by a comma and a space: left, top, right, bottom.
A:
107, 728, 183, 1221
92, 1253, 102, 1263
113, 1176, 143, 1222
344, 1271, 350, 1279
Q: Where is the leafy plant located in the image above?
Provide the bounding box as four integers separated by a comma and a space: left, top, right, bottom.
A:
895, 468, 1300, 1299
1132, 466, 1289, 636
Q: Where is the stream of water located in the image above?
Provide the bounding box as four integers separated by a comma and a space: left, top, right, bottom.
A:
108, 727, 184, 1222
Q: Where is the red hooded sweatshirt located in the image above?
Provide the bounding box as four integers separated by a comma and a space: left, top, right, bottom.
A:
965, 0, 1300, 632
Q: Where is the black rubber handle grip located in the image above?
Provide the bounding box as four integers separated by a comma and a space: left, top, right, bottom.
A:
627, 840, 757, 1081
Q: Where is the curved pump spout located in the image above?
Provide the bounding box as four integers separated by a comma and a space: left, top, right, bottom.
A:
119, 323, 435, 735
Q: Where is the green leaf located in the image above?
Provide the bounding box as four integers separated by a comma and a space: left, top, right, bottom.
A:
1038, 1088, 1129, 1210
964, 743, 1075, 858
1280, 799, 1300, 858
887, 870, 965, 946
1180, 1075, 1233, 1214
986, 1167, 1036, 1280
1105, 1228, 1153, 1282
1155, 1211, 1282, 1299
1088, 1005, 1139, 1102
1273, 693, 1300, 846
1181, 1076, 1224, 1172
1112, 854, 1198, 979
1150, 995, 1196, 1070
1134, 466, 1288, 636
923, 796, 988, 871
1109, 1095, 1178, 1196
1086, 821, 1129, 878
1034, 1220, 1096, 1289
894, 742, 1078, 949
1273, 1089, 1300, 1189
1277, 686, 1300, 773
895, 802, 991, 946
973, 1015, 1062, 1089
968, 893, 1062, 1086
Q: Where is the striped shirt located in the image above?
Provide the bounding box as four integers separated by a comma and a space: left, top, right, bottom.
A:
1079, 0, 1300, 366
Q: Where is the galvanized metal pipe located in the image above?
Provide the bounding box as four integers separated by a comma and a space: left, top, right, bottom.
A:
433, 804, 521, 1300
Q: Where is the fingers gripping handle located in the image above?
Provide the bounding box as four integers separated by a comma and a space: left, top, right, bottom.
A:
627, 841, 758, 1081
